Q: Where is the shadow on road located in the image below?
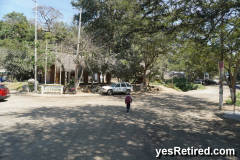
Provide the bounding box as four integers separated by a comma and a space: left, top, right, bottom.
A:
0, 93, 239, 160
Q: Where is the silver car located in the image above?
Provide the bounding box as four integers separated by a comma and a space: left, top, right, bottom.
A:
101, 82, 133, 95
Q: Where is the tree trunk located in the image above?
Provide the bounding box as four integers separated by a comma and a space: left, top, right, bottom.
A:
91, 72, 94, 88
143, 68, 146, 86
54, 43, 57, 84
76, 66, 85, 89
102, 74, 104, 84
74, 65, 80, 89
135, 73, 136, 87
68, 71, 70, 84
65, 71, 67, 86
60, 65, 62, 85
68, 55, 70, 83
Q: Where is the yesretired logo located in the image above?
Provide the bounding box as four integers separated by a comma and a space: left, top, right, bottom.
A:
156, 147, 236, 157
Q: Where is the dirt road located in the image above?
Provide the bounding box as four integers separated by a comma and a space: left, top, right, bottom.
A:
0, 86, 239, 160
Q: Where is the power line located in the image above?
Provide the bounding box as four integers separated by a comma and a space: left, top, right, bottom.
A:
37, 1, 79, 14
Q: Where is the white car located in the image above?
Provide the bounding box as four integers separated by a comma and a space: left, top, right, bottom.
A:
193, 79, 204, 84
101, 82, 133, 95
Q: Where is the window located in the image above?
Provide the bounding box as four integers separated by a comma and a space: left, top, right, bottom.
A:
126, 83, 131, 87
110, 83, 116, 87
121, 83, 126, 87
115, 84, 120, 87
0, 85, 7, 89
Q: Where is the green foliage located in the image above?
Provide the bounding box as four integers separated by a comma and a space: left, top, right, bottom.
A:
164, 77, 206, 92
70, 76, 75, 87
3, 11, 28, 24
28, 84, 34, 91
13, 78, 18, 83
149, 81, 161, 85
225, 99, 240, 106
1, 12, 30, 41
1, 46, 34, 80
236, 92, 240, 99
225, 99, 232, 105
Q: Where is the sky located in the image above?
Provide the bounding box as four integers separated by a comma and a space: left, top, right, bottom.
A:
0, 0, 80, 24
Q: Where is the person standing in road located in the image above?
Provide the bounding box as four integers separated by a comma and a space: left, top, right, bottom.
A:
125, 92, 132, 112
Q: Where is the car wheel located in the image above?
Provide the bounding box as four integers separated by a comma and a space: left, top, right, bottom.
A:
107, 90, 113, 96
126, 89, 131, 95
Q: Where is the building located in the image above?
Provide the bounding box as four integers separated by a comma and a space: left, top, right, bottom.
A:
39, 53, 111, 85
164, 71, 186, 80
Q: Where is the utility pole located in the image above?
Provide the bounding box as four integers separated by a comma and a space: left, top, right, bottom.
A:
219, 4, 224, 110
54, 44, 57, 84
74, 8, 82, 89
45, 40, 47, 84
33, 0, 38, 92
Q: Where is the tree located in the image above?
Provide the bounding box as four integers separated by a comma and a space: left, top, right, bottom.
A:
2, 47, 34, 81
1, 12, 29, 40
33, 5, 63, 32
3, 11, 28, 24
71, 0, 178, 84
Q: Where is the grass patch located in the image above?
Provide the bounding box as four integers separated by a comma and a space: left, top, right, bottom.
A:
236, 92, 240, 99
149, 81, 161, 85
225, 99, 232, 105
225, 99, 240, 106
149, 81, 165, 85
162, 77, 206, 92
6, 83, 26, 91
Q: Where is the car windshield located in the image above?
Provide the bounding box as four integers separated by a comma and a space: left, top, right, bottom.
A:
110, 83, 116, 87
0, 85, 7, 89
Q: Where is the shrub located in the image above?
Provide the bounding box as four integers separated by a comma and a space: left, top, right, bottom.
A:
164, 77, 206, 92
236, 92, 240, 99
28, 84, 34, 91
225, 99, 232, 105
236, 99, 240, 106
225, 99, 240, 106
13, 78, 18, 83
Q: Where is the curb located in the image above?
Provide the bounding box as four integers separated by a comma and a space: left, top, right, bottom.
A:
14, 92, 101, 97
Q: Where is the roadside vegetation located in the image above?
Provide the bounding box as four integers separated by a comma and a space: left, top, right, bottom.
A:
150, 77, 206, 92
4, 82, 26, 91
226, 91, 240, 106
1, 0, 240, 100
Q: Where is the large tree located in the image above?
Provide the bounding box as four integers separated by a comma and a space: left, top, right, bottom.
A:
33, 5, 63, 32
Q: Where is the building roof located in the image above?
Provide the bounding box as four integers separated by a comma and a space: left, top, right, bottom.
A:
55, 53, 85, 72
164, 71, 186, 79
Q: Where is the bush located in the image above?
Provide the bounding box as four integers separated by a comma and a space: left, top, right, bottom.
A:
28, 84, 34, 91
13, 78, 18, 83
149, 81, 161, 85
164, 77, 206, 92
236, 92, 240, 99
236, 100, 240, 106
225, 99, 232, 105
225, 99, 240, 106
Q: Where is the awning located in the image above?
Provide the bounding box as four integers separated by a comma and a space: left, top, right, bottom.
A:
0, 69, 10, 73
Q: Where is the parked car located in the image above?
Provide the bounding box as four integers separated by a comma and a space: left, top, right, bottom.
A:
205, 79, 219, 85
132, 77, 143, 84
100, 82, 133, 95
193, 79, 205, 85
0, 84, 10, 100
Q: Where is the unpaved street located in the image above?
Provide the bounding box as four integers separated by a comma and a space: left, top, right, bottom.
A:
0, 86, 239, 160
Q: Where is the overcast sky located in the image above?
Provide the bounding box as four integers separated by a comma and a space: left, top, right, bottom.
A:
0, 0, 80, 24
